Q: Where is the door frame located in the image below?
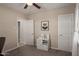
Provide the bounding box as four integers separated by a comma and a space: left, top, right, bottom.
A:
16, 17, 26, 47
17, 17, 34, 47
17, 19, 23, 47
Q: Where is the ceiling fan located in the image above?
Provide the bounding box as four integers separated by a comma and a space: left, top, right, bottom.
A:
24, 3, 41, 9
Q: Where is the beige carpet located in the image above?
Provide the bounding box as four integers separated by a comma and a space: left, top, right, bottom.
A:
5, 45, 72, 56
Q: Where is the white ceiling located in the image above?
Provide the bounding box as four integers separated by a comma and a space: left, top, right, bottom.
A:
0, 3, 75, 15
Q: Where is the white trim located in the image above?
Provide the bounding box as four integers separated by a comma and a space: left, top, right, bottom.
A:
2, 44, 26, 55
51, 47, 72, 52
4, 46, 18, 53
17, 17, 22, 47
2, 46, 18, 55
17, 17, 25, 47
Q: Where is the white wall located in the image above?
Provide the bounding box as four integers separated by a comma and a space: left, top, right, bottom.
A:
0, 5, 27, 52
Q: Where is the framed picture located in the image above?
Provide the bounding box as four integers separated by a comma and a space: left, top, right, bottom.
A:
41, 21, 49, 31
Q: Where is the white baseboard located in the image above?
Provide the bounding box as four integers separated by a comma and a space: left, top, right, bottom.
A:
2, 47, 18, 54
2, 46, 18, 55
2, 43, 26, 55
51, 47, 72, 52
2, 44, 27, 55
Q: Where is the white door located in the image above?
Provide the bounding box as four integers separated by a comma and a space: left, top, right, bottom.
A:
22, 20, 34, 45
58, 14, 74, 52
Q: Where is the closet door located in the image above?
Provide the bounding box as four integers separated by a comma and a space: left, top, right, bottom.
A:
58, 14, 74, 52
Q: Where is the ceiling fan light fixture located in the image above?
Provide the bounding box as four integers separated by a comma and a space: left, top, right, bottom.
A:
27, 3, 32, 6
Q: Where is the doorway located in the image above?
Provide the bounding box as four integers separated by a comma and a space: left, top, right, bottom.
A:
17, 20, 34, 47
22, 20, 34, 45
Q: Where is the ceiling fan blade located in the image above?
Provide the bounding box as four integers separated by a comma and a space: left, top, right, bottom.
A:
24, 4, 28, 9
33, 3, 41, 9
